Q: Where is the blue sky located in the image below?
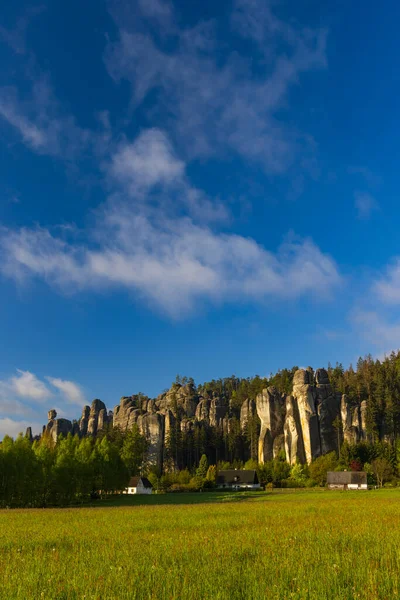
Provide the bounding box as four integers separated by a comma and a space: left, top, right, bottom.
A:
1, 0, 400, 437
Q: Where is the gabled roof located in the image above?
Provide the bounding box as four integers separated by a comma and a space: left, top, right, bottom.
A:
127, 476, 153, 489
216, 469, 259, 485
327, 471, 367, 485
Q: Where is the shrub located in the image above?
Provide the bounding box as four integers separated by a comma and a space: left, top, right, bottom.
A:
169, 482, 198, 493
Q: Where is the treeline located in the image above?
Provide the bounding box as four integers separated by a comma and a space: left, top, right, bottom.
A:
0, 426, 148, 508
1, 433, 399, 508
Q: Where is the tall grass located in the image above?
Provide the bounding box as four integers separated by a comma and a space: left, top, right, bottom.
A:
0, 490, 399, 599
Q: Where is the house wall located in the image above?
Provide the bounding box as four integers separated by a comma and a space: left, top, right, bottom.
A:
328, 483, 368, 490
217, 483, 261, 490
125, 482, 153, 495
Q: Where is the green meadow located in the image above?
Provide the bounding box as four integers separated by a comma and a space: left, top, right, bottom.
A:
1, 490, 399, 600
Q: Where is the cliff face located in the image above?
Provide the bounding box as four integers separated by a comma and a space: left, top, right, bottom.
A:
36, 368, 370, 469
256, 387, 285, 462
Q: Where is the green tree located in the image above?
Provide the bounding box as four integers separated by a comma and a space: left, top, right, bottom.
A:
197, 454, 208, 479
372, 457, 393, 488
309, 452, 338, 486
121, 425, 148, 476
206, 464, 217, 484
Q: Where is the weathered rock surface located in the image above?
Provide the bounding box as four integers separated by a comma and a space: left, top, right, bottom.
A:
195, 398, 211, 422
46, 416, 73, 442
137, 412, 165, 467
315, 368, 341, 455
341, 394, 361, 444
48, 409, 57, 421
209, 397, 228, 427
113, 397, 143, 430
360, 400, 368, 440
88, 399, 106, 436
240, 399, 256, 432
292, 369, 321, 463
256, 387, 285, 462
284, 394, 306, 465
157, 383, 198, 417
79, 406, 90, 435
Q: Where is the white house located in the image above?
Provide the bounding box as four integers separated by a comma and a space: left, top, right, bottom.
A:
327, 471, 368, 490
124, 476, 153, 495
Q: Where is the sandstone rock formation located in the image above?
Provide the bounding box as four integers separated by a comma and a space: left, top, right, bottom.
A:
113, 397, 139, 430
291, 369, 321, 463
210, 397, 228, 428
283, 394, 305, 465
360, 400, 368, 440
45, 409, 73, 442
315, 368, 341, 455
137, 412, 165, 466
240, 399, 256, 432
341, 394, 361, 444
34, 367, 371, 468
79, 406, 90, 435
195, 398, 210, 422
157, 383, 198, 417
87, 399, 107, 436
256, 387, 285, 462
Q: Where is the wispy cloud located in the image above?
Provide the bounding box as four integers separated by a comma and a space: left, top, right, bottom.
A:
0, 78, 91, 159
0, 1, 338, 323
0, 418, 42, 439
354, 191, 379, 220
46, 377, 85, 407
0, 5, 45, 55
10, 369, 52, 402
105, 0, 327, 172
352, 309, 400, 352
0, 208, 341, 319
108, 128, 229, 222
373, 259, 400, 304
0, 122, 341, 317
0, 369, 86, 438
110, 129, 185, 192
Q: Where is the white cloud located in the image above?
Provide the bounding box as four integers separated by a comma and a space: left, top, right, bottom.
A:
108, 129, 229, 222
0, 6, 45, 55
110, 129, 185, 192
354, 191, 379, 220
10, 369, 52, 401
46, 377, 85, 406
0, 201, 341, 317
105, 1, 327, 171
352, 309, 400, 351
0, 397, 34, 417
0, 370, 86, 439
373, 259, 400, 304
0, 418, 42, 439
137, 0, 174, 26
0, 80, 91, 159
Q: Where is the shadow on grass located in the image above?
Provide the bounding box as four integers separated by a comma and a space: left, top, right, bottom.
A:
92, 490, 266, 508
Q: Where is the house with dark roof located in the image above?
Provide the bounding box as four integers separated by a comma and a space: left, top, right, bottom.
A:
216, 469, 260, 490
327, 471, 367, 490
124, 476, 153, 495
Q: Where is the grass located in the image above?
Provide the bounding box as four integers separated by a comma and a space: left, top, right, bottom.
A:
1, 489, 400, 599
